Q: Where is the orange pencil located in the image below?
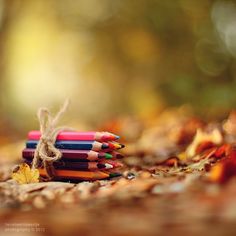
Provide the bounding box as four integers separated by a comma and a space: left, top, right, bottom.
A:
39, 168, 109, 180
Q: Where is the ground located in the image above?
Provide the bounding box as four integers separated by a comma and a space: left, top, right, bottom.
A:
1, 109, 236, 236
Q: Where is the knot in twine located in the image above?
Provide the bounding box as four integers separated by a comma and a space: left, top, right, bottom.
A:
31, 100, 72, 180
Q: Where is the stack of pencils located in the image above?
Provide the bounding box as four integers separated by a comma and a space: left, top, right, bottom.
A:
22, 131, 125, 181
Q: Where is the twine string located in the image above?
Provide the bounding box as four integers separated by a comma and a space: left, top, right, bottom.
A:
31, 100, 72, 179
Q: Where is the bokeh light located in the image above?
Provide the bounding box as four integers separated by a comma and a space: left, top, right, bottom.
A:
0, 0, 236, 140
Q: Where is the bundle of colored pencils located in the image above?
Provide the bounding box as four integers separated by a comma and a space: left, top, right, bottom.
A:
22, 131, 125, 181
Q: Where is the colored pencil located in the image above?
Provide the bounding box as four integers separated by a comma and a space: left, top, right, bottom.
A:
108, 142, 125, 150
110, 151, 124, 159
22, 148, 113, 161
24, 159, 113, 171
28, 131, 119, 142
109, 172, 122, 178
99, 159, 123, 168
39, 168, 109, 180
26, 140, 111, 151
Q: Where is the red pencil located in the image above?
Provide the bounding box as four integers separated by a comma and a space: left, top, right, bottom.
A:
28, 131, 119, 142
22, 148, 113, 161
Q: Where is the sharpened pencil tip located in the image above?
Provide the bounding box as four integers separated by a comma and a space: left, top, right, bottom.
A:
115, 143, 125, 149
111, 143, 123, 149
97, 163, 106, 169
115, 135, 120, 140
97, 163, 113, 169
109, 172, 122, 178
101, 143, 109, 149
105, 153, 113, 159
115, 153, 124, 159
104, 163, 113, 169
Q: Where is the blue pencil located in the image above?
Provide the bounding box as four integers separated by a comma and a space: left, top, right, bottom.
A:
26, 140, 110, 151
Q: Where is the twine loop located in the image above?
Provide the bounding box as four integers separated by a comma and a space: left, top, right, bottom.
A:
31, 100, 72, 180
41, 135, 53, 144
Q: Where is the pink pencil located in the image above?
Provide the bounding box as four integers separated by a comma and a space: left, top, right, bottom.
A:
28, 131, 119, 142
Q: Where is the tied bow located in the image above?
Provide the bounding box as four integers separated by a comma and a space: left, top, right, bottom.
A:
31, 100, 72, 180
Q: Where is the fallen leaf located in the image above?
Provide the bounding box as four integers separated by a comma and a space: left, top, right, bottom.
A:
187, 157, 211, 171
209, 162, 224, 183
161, 157, 179, 167
209, 149, 236, 184
186, 128, 223, 158
214, 144, 231, 159
11, 163, 39, 184
175, 118, 205, 145
178, 152, 188, 162
195, 141, 215, 154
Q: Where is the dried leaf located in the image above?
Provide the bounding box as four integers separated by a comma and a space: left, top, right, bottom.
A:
209, 149, 236, 184
161, 157, 179, 167
187, 157, 211, 171
214, 144, 231, 159
195, 141, 215, 154
11, 163, 39, 184
178, 152, 188, 162
209, 163, 224, 183
186, 128, 222, 158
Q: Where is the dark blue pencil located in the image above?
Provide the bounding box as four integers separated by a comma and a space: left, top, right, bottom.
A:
26, 140, 110, 151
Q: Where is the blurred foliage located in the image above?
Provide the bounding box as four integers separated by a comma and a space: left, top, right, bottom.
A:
0, 0, 236, 138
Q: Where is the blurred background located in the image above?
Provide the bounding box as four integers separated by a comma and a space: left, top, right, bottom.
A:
0, 0, 236, 144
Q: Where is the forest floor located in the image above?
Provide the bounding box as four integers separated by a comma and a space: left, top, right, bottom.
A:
1, 108, 236, 236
